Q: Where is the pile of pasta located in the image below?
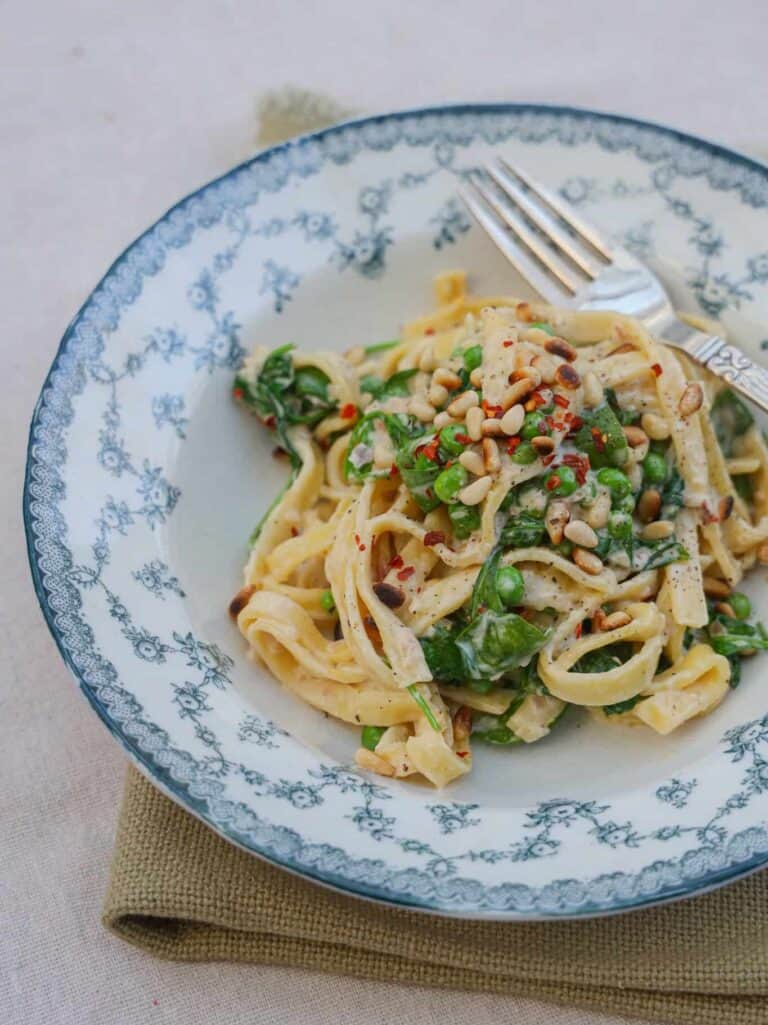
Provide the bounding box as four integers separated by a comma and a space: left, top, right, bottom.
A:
230, 272, 768, 787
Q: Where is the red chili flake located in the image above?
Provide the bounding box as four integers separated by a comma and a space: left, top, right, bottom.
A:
454, 433, 472, 444
545, 474, 561, 491
423, 530, 446, 547
396, 566, 415, 581
389, 462, 398, 478
542, 453, 556, 466
290, 526, 299, 537
553, 393, 570, 409
574, 622, 583, 639
545, 415, 557, 431
503, 339, 515, 348
425, 327, 435, 335
651, 363, 663, 377
591, 426, 606, 452
529, 390, 548, 409
421, 438, 440, 462
456, 750, 469, 758
264, 415, 276, 429
390, 555, 404, 569
341, 403, 357, 419
506, 436, 522, 454
354, 533, 360, 546
562, 452, 590, 484
232, 386, 244, 401
482, 400, 503, 418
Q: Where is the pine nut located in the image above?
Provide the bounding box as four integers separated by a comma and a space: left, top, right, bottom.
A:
623, 425, 649, 447
582, 371, 604, 408
433, 411, 457, 429
458, 449, 486, 476
678, 382, 704, 417
458, 475, 493, 506
545, 337, 578, 362
555, 363, 581, 390
452, 706, 472, 743
228, 584, 256, 620
345, 345, 366, 366
572, 547, 604, 575
637, 488, 662, 523
627, 463, 643, 491
372, 582, 405, 608
502, 378, 536, 410
418, 347, 436, 372
563, 519, 599, 549
511, 366, 542, 387
641, 520, 674, 541
428, 383, 449, 407
584, 491, 611, 529
433, 367, 462, 390
530, 353, 557, 385
482, 437, 501, 473
531, 435, 555, 455
500, 404, 525, 436
715, 601, 736, 619
600, 610, 632, 631
640, 412, 670, 440
516, 301, 535, 322
465, 406, 484, 441
481, 418, 504, 437
469, 366, 484, 388
410, 397, 436, 422
545, 500, 570, 544
447, 390, 479, 417
355, 747, 395, 776
702, 576, 731, 598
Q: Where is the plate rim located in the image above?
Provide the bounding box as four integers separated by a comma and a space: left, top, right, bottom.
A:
23, 101, 768, 920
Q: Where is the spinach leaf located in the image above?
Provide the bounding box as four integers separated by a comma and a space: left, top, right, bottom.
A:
344, 412, 423, 482
448, 502, 481, 540
707, 619, 768, 657
456, 611, 550, 678
420, 622, 465, 682
602, 694, 644, 716
471, 703, 523, 746
575, 402, 628, 468
359, 368, 418, 400
712, 389, 754, 456
604, 386, 639, 425
660, 468, 685, 520
639, 539, 689, 571
468, 547, 505, 618
574, 642, 632, 675
364, 339, 400, 355
500, 512, 547, 548
396, 437, 442, 511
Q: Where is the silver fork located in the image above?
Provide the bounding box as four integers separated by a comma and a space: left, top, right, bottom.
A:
458, 160, 768, 413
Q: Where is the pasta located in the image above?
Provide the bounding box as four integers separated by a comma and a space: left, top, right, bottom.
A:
229, 272, 768, 787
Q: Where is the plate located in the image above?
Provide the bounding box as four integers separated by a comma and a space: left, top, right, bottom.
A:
25, 104, 768, 918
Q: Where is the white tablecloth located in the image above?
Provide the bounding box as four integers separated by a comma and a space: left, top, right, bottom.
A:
3, 2, 767, 1022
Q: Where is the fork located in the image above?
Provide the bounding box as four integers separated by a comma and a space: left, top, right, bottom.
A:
458, 160, 768, 413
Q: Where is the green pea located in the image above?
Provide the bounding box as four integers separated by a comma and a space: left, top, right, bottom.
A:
642, 451, 668, 485
463, 344, 483, 373
439, 423, 470, 456
553, 539, 573, 557
320, 589, 336, 613
608, 511, 633, 542
448, 502, 481, 539
521, 412, 550, 439
496, 565, 526, 607
596, 467, 633, 498
511, 442, 537, 465
544, 465, 579, 497
615, 492, 637, 515
361, 725, 387, 751
434, 463, 469, 503
729, 592, 752, 620
468, 678, 494, 694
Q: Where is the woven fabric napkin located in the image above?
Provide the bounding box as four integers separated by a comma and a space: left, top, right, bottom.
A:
102, 91, 768, 1025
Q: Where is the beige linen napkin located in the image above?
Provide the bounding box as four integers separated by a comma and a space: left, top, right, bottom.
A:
103, 91, 768, 1025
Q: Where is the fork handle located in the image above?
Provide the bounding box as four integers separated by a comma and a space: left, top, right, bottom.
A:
685, 335, 768, 415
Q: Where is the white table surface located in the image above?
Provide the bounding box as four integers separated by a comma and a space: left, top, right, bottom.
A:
3, 2, 767, 1022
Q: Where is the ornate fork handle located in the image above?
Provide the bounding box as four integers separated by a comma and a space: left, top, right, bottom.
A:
685, 335, 768, 415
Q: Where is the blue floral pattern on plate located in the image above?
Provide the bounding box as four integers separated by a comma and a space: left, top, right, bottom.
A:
23, 105, 768, 918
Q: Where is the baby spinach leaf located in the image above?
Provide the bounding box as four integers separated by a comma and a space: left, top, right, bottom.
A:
712, 389, 754, 456
359, 368, 418, 400
420, 622, 465, 683
500, 512, 547, 549
575, 402, 628, 468
456, 611, 550, 678
344, 412, 423, 483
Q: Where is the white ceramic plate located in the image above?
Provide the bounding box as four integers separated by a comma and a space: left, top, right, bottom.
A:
25, 105, 768, 918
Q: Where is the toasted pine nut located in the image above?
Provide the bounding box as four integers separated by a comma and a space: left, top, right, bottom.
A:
372, 582, 405, 608
641, 520, 674, 541
637, 488, 662, 523
458, 475, 493, 506
458, 449, 486, 476
447, 390, 479, 417
555, 364, 581, 390
355, 747, 395, 776
600, 610, 632, 631
545, 500, 570, 545
500, 404, 525, 436
582, 371, 604, 408
623, 425, 649, 447
410, 397, 436, 422
228, 584, 256, 620
715, 601, 737, 619
433, 367, 462, 390
530, 353, 557, 385
572, 547, 604, 575
452, 705, 472, 743
481, 418, 504, 437
678, 382, 704, 417
469, 366, 484, 388
511, 365, 542, 387
433, 411, 457, 429
516, 301, 535, 322
345, 345, 366, 366
418, 347, 435, 372
627, 463, 643, 491
584, 491, 611, 530
702, 576, 731, 598
531, 435, 555, 455
502, 378, 536, 410
563, 519, 599, 549
482, 437, 501, 473
465, 405, 484, 441
545, 337, 578, 362
641, 412, 670, 440
428, 383, 449, 407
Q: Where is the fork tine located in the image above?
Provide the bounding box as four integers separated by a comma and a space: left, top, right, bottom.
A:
458, 180, 574, 304
485, 161, 599, 279
466, 173, 583, 295
501, 159, 614, 262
